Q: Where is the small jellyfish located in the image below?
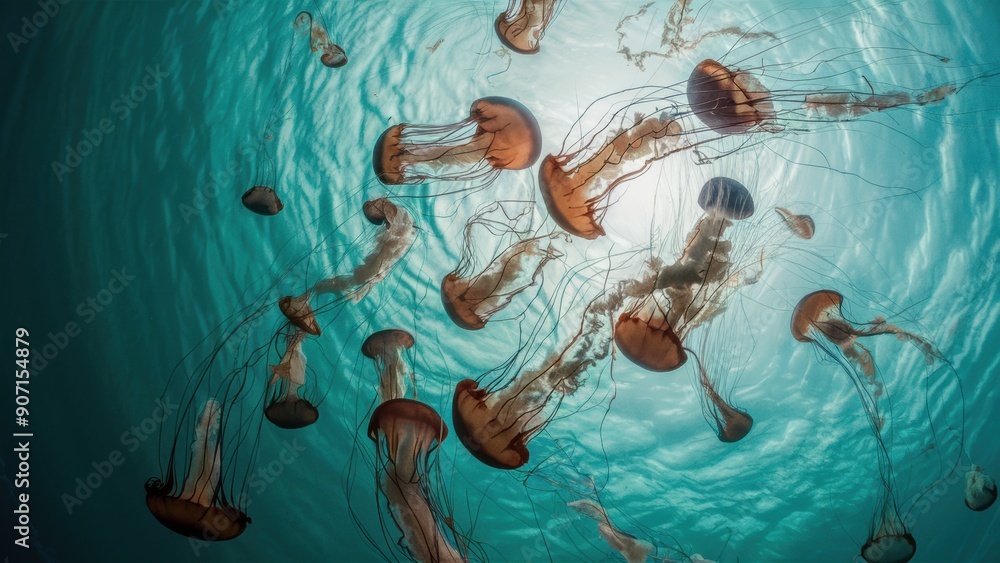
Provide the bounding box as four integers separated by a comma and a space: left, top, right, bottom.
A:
454, 287, 627, 469
362, 329, 416, 403
539, 112, 684, 239
368, 398, 465, 563
145, 399, 250, 541
442, 230, 564, 330
861, 509, 916, 563
373, 97, 542, 187
279, 198, 416, 335
965, 465, 998, 511
569, 499, 653, 563
494, 0, 562, 55
294, 11, 348, 68
615, 178, 756, 372
774, 207, 815, 239
241, 186, 284, 216
264, 330, 319, 429
686, 348, 753, 443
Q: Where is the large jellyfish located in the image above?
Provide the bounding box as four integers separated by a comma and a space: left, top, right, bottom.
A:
614, 177, 757, 372
569, 499, 653, 563
362, 329, 416, 403
279, 198, 416, 336
146, 399, 250, 541
442, 204, 565, 329
264, 329, 319, 429
368, 398, 466, 563
293, 11, 348, 68
494, 0, 563, 55
373, 97, 542, 187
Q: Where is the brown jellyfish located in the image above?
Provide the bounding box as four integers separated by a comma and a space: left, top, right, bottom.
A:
453, 290, 621, 469
264, 330, 319, 429
965, 465, 997, 512
685, 347, 753, 443
362, 329, 416, 403
775, 207, 815, 239
241, 186, 284, 216
368, 398, 465, 562
615, 177, 758, 372
294, 11, 347, 68
494, 0, 562, 55
279, 198, 416, 334
442, 229, 564, 330
539, 111, 685, 239
861, 509, 916, 563
373, 97, 542, 186
568, 499, 653, 563
145, 399, 250, 541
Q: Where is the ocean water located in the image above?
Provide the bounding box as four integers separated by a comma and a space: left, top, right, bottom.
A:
2, 0, 999, 561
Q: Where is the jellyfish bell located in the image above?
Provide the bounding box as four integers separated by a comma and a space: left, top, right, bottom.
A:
861, 530, 916, 563
320, 45, 348, 68
278, 294, 321, 336
965, 465, 998, 511
613, 290, 687, 372
362, 329, 416, 403
373, 96, 542, 186
368, 397, 448, 480
264, 330, 319, 429
241, 186, 284, 216
494, 0, 561, 55
145, 399, 250, 541
775, 206, 815, 239
687, 59, 778, 135
452, 378, 531, 470
697, 176, 754, 220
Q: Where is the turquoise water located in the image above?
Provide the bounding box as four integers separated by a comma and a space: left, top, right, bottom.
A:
2, 0, 999, 561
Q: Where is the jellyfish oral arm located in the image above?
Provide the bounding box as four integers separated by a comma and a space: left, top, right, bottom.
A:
180, 399, 222, 508
383, 475, 465, 563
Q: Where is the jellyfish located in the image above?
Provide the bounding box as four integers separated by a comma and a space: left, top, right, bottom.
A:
145, 399, 250, 541
279, 198, 416, 335
569, 499, 653, 563
614, 177, 757, 372
774, 207, 814, 239
453, 279, 642, 469
861, 507, 916, 563
362, 329, 416, 403
494, 0, 562, 55
241, 186, 283, 216
965, 465, 998, 512
685, 347, 753, 443
264, 330, 319, 429
443, 230, 565, 330
373, 97, 542, 187
294, 11, 348, 68
368, 398, 466, 562
539, 111, 685, 239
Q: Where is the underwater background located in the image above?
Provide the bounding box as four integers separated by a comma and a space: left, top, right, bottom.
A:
2, 0, 999, 561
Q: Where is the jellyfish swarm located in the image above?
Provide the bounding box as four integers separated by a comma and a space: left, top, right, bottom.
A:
368, 399, 465, 563
264, 330, 319, 429
294, 11, 347, 68
775, 207, 815, 240
279, 198, 416, 335
965, 465, 998, 511
453, 284, 633, 470
373, 97, 542, 187
494, 0, 562, 55
539, 109, 685, 239
146, 399, 250, 541
569, 499, 653, 563
442, 219, 564, 329
362, 329, 416, 403
614, 177, 756, 373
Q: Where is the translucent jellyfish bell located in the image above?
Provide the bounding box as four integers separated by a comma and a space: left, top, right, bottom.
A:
362, 329, 416, 403
145, 399, 250, 541
965, 465, 998, 511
